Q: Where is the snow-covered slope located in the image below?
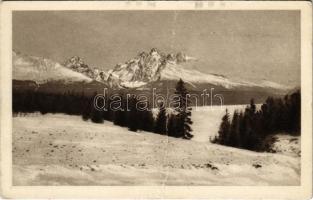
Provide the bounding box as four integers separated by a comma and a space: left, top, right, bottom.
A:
191, 105, 248, 142
161, 62, 254, 89
13, 51, 92, 84
267, 134, 301, 157
260, 80, 291, 90
13, 113, 300, 186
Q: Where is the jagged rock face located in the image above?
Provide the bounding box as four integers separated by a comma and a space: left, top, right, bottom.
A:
106, 48, 188, 88
62, 49, 191, 88
63, 56, 108, 82
57, 48, 289, 91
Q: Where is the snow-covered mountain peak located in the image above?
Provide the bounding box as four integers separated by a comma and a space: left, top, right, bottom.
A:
149, 48, 159, 56
64, 56, 92, 75
13, 51, 92, 84
105, 48, 261, 89
64, 56, 85, 69
63, 56, 109, 82
104, 48, 289, 91
106, 48, 195, 88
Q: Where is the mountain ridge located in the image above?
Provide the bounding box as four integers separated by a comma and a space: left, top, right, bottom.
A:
13, 49, 292, 93
13, 51, 93, 84
90, 48, 291, 91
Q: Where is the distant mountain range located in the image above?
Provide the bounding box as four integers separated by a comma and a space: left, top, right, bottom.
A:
12, 49, 294, 104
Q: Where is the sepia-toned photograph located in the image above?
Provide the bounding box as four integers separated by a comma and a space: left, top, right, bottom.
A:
1, 1, 312, 199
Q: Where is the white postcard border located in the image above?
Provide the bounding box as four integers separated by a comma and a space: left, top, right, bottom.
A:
1, 1, 312, 199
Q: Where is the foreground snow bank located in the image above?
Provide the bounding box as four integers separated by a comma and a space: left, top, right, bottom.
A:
269, 134, 301, 157
13, 114, 300, 186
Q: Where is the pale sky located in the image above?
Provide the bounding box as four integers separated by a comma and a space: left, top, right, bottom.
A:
13, 11, 300, 86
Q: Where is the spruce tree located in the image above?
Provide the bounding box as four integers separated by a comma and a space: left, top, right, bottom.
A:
217, 109, 231, 145
90, 106, 104, 123
249, 99, 256, 114
113, 95, 127, 127
168, 114, 180, 137
290, 90, 300, 133
238, 111, 245, 147
127, 96, 139, 132
82, 96, 92, 121
229, 110, 240, 147
140, 110, 155, 132
174, 79, 193, 139
154, 101, 167, 135
136, 99, 154, 132
90, 92, 104, 123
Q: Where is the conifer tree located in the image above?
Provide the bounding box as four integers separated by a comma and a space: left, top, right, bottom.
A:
249, 98, 256, 114
290, 90, 300, 133
154, 101, 167, 135
217, 109, 231, 145
90, 97, 104, 123
127, 96, 139, 132
136, 99, 154, 132
238, 111, 245, 147
174, 79, 193, 139
82, 96, 92, 121
229, 110, 240, 147
113, 95, 127, 127
167, 114, 180, 137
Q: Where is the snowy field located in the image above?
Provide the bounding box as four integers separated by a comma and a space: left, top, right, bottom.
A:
13, 105, 300, 186
191, 105, 248, 142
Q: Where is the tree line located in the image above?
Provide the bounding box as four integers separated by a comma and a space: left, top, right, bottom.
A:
212, 90, 300, 151
13, 79, 193, 140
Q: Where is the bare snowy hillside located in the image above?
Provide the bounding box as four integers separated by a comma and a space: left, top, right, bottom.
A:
13, 51, 93, 84
13, 111, 300, 186
191, 105, 248, 142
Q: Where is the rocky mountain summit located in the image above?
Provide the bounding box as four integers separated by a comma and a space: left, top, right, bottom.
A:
106, 48, 194, 88
63, 56, 109, 82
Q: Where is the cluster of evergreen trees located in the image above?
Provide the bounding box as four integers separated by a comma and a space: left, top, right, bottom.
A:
213, 90, 300, 151
155, 79, 194, 139
13, 90, 91, 115
80, 93, 156, 132
13, 79, 193, 140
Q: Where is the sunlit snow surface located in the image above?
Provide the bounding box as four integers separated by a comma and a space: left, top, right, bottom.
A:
13, 106, 300, 186
13, 51, 92, 84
